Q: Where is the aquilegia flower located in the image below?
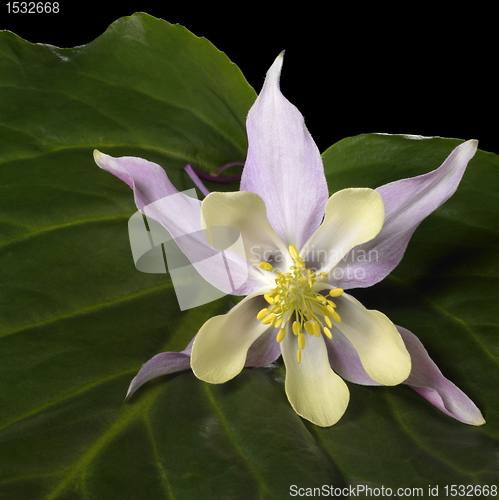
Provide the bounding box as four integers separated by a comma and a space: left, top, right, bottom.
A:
94, 53, 485, 427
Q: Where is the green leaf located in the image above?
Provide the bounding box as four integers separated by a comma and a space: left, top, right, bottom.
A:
320, 134, 499, 488
1, 13, 498, 499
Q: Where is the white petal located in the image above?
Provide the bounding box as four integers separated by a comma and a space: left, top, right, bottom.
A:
333, 294, 411, 386
280, 325, 350, 426
191, 290, 272, 383
201, 190, 290, 271
302, 188, 384, 276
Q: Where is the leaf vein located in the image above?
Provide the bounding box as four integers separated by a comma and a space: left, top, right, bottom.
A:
2, 281, 172, 338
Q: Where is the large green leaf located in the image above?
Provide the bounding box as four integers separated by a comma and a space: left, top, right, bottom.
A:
1, 13, 498, 499
321, 135, 499, 489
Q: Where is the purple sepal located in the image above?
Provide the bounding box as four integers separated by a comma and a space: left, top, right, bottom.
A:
125, 338, 194, 400
332, 139, 478, 289
126, 328, 282, 400
325, 323, 485, 425
398, 326, 485, 425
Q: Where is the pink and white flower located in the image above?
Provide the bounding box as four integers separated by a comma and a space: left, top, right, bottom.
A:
94, 53, 484, 427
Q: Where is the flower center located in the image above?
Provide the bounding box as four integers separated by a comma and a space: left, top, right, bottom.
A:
257, 244, 343, 364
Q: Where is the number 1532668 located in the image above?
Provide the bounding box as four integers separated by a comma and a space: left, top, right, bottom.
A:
7, 2, 59, 13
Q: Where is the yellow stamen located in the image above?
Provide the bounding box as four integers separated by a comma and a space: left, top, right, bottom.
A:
326, 304, 336, 315
292, 320, 300, 336
312, 321, 321, 337
288, 244, 300, 260
304, 321, 314, 336
260, 262, 273, 272
256, 244, 341, 368
257, 308, 270, 321
298, 333, 306, 350
276, 328, 286, 343
262, 314, 277, 325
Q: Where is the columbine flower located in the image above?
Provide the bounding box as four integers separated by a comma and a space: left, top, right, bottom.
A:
94, 53, 485, 427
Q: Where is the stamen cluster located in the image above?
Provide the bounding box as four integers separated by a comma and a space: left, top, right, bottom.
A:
257, 245, 343, 364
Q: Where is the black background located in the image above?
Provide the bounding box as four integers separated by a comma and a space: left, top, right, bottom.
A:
2, 2, 497, 155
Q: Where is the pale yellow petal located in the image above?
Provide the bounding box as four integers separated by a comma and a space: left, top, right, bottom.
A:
201, 191, 289, 270
302, 188, 384, 275
334, 293, 411, 385
280, 325, 350, 426
191, 291, 270, 383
